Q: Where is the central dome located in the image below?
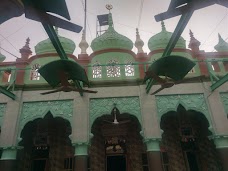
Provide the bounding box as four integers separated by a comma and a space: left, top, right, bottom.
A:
91, 13, 133, 52
148, 21, 186, 51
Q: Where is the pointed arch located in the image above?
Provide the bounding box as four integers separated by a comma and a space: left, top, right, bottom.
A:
18, 100, 73, 142
155, 94, 213, 131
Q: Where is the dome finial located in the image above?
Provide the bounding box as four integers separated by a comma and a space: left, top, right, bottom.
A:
135, 28, 144, 53
161, 21, 166, 32
106, 4, 113, 27
79, 30, 89, 54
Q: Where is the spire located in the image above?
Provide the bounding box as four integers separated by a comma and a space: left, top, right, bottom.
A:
106, 4, 113, 27
161, 21, 166, 32
20, 37, 32, 59
79, 30, 89, 54
214, 33, 228, 52
135, 28, 144, 53
188, 30, 200, 52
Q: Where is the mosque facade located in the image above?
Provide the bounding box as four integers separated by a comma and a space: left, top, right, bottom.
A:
0, 13, 228, 171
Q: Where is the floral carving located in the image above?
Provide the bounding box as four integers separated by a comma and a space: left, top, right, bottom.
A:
89, 97, 141, 126
155, 94, 212, 127
20, 100, 73, 132
220, 93, 228, 116
0, 103, 6, 126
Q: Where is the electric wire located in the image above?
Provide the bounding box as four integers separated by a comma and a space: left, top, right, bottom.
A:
137, 0, 145, 28
0, 33, 19, 53
201, 11, 228, 46
0, 47, 19, 59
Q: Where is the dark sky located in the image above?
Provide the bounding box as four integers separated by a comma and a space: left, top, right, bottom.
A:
0, 0, 227, 61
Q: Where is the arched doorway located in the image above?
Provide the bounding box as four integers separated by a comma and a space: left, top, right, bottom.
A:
90, 107, 147, 171
17, 113, 74, 171
160, 105, 222, 171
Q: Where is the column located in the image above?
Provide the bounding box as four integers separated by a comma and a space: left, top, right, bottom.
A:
144, 138, 163, 171
73, 143, 89, 171
0, 147, 19, 171
213, 135, 228, 171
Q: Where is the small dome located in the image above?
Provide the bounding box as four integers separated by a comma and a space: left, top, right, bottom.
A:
148, 21, 186, 51
35, 28, 76, 55
214, 34, 228, 52
0, 52, 6, 62
91, 13, 133, 52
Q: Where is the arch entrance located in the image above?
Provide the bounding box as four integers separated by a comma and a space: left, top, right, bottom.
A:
90, 108, 146, 171
160, 105, 221, 171
17, 113, 73, 171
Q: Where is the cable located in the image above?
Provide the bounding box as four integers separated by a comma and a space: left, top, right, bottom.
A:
0, 33, 19, 53
0, 47, 19, 59
137, 0, 145, 28
202, 11, 228, 45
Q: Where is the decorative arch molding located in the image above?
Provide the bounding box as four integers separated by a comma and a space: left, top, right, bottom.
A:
89, 97, 142, 127
220, 93, 228, 116
155, 94, 213, 131
0, 103, 6, 126
19, 100, 73, 138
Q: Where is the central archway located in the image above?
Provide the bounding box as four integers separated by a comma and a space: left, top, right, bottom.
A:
90, 112, 146, 171
17, 113, 74, 171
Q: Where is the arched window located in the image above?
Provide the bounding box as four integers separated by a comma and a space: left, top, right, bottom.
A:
30, 64, 41, 80
125, 61, 134, 77
92, 61, 102, 78
106, 60, 120, 78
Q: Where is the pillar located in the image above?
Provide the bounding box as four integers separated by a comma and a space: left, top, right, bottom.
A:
0, 147, 19, 171
73, 143, 89, 171
144, 138, 163, 171
213, 135, 228, 171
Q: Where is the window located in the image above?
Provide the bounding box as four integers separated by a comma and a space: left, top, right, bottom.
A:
106, 60, 121, 78
64, 157, 74, 171
92, 61, 102, 78
161, 152, 169, 171
142, 153, 149, 171
125, 61, 134, 76
30, 64, 41, 80
2, 70, 11, 83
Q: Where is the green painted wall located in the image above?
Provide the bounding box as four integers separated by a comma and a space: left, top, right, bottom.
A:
0, 103, 6, 127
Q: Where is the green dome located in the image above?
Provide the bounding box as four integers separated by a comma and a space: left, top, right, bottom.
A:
0, 52, 6, 62
214, 34, 228, 52
35, 30, 76, 55
91, 13, 133, 52
148, 21, 186, 51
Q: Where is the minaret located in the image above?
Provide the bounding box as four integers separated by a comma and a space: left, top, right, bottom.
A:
19, 37, 32, 60
214, 33, 228, 52
79, 30, 89, 54
135, 28, 144, 53
188, 30, 201, 52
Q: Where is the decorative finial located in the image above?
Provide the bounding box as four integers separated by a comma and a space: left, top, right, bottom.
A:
161, 21, 166, 32
135, 28, 144, 53
106, 4, 113, 13
20, 37, 32, 59
79, 30, 89, 54
188, 30, 200, 51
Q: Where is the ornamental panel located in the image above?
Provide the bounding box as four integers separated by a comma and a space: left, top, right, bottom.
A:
220, 93, 228, 117
20, 100, 73, 133
90, 97, 141, 126
0, 103, 6, 126
155, 94, 212, 128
